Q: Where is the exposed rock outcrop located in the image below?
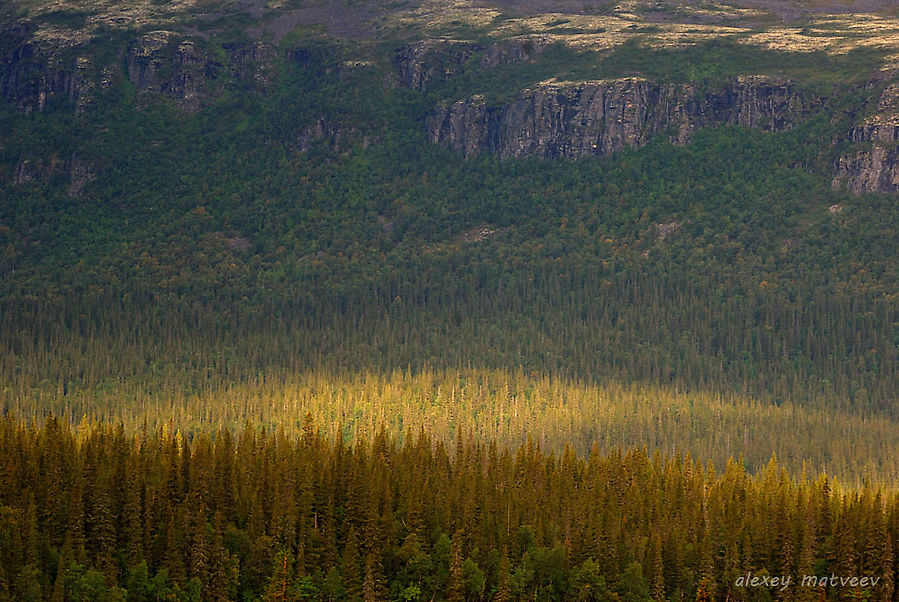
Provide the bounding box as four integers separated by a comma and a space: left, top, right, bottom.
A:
833, 145, 899, 193
296, 117, 375, 154
1, 23, 278, 114
297, 118, 341, 152
427, 76, 815, 158
394, 37, 551, 92
12, 154, 96, 195
66, 155, 96, 197
833, 82, 899, 193
124, 34, 277, 109
125, 32, 214, 110
428, 95, 490, 157
480, 36, 552, 69
403, 37, 898, 192
394, 39, 482, 92
223, 41, 278, 92
0, 22, 106, 114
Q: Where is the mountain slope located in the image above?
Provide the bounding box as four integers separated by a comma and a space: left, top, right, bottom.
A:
0, 0, 896, 481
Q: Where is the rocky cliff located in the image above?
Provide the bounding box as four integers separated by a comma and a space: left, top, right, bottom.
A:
12, 153, 96, 196
426, 76, 816, 159
125, 32, 276, 110
394, 37, 551, 92
394, 39, 482, 92
833, 81, 899, 193
0, 22, 111, 114
406, 39, 899, 193
125, 32, 213, 111
5, 21, 899, 195
1, 23, 277, 114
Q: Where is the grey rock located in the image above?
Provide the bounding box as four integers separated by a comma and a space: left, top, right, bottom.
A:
394, 37, 550, 92
0, 22, 97, 114
427, 76, 814, 158
833, 145, 899, 193
0, 24, 277, 114
833, 81, 899, 193
125, 32, 218, 111
479, 36, 551, 69
394, 39, 482, 92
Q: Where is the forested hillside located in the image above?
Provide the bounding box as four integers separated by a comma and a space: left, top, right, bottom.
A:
0, 0, 897, 599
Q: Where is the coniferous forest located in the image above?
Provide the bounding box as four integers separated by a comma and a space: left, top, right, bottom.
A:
1, 0, 899, 599
2, 416, 898, 601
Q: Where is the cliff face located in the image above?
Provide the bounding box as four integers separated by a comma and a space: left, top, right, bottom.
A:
833, 82, 899, 193
0, 22, 109, 114
125, 32, 213, 111
12, 153, 96, 196
4, 21, 899, 195
834, 146, 899, 193
427, 76, 815, 159
394, 37, 550, 92
394, 40, 482, 92
405, 37, 899, 193
125, 32, 276, 110
0, 23, 277, 114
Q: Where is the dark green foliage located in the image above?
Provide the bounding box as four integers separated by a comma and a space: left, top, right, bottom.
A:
594, 38, 884, 86
429, 38, 884, 105
0, 51, 895, 423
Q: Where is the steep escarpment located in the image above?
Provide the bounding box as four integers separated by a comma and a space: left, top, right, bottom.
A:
0, 22, 111, 114
833, 81, 899, 193
394, 39, 483, 92
125, 32, 212, 110
0, 23, 277, 114
394, 37, 551, 92
396, 34, 899, 193
125, 32, 276, 110
427, 76, 816, 159
5, 19, 899, 195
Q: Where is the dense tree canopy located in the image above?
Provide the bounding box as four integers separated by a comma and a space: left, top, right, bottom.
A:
0, 416, 896, 601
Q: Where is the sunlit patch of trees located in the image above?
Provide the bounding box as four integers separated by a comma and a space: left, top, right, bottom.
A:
1, 362, 898, 485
